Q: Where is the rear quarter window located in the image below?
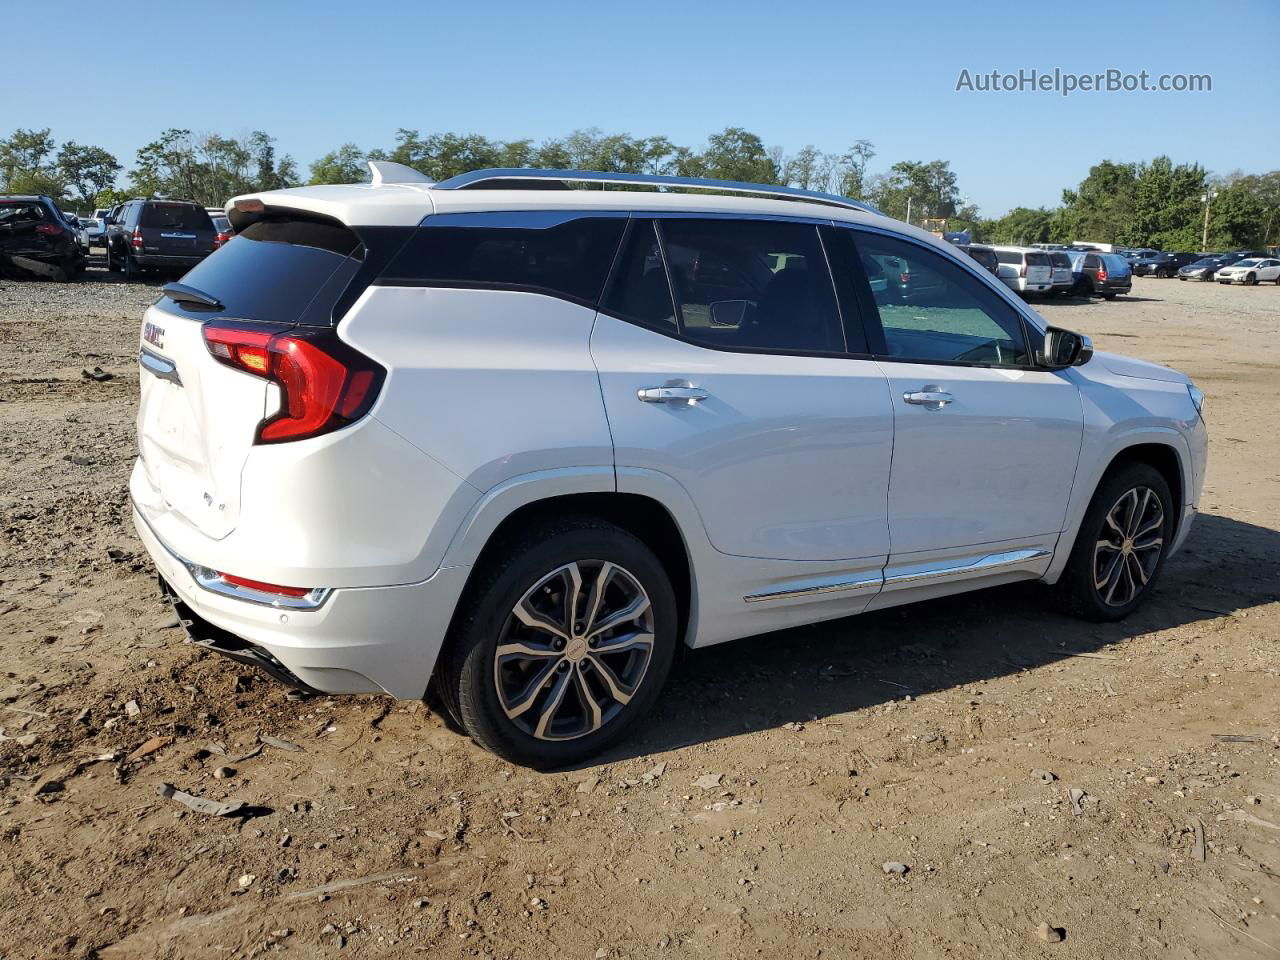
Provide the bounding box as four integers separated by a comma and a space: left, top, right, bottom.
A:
377, 213, 627, 306
995, 250, 1021, 265
1025, 252, 1051, 267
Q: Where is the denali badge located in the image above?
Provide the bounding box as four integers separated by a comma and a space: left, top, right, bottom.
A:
143, 322, 165, 349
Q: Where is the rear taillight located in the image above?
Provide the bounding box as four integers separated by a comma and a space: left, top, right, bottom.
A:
213, 231, 233, 249
131, 228, 143, 250
899, 272, 910, 285
1097, 266, 1108, 282
35, 222, 64, 236
202, 323, 384, 444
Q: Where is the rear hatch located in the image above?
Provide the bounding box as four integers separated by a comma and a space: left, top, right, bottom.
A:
1024, 251, 1053, 285
136, 213, 369, 539
1048, 252, 1073, 282
0, 199, 62, 257
138, 202, 216, 259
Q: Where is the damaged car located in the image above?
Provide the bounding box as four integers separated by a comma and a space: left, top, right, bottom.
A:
0, 195, 86, 281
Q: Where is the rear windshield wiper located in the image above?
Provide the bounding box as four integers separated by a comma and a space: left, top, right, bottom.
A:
162, 282, 223, 310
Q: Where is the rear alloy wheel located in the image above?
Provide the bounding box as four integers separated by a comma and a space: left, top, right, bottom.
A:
1058, 463, 1173, 621
440, 519, 677, 767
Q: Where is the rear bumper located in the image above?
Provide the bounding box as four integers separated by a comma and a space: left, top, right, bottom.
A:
133, 503, 470, 699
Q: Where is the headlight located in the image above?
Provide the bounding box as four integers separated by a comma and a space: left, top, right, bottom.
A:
1187, 384, 1205, 420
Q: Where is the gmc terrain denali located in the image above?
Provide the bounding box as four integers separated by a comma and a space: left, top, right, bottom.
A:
131, 163, 1208, 766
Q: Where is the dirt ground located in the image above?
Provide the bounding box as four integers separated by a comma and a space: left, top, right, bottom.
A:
1, 262, 1277, 960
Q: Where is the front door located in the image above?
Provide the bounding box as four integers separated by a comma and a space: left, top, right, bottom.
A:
826, 226, 1084, 570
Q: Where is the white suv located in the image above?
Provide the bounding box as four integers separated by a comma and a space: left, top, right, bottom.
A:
131, 163, 1208, 766
993, 245, 1055, 295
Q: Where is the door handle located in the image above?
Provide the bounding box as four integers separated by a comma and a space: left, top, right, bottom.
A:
637, 385, 709, 404
903, 386, 953, 409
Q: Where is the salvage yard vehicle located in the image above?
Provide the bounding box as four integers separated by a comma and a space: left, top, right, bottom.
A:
1047, 250, 1075, 296
1178, 256, 1225, 281
1214, 257, 1280, 285
1070, 250, 1133, 298
130, 164, 1208, 766
1133, 251, 1200, 278
105, 198, 217, 279
992, 245, 1054, 296
0, 195, 86, 281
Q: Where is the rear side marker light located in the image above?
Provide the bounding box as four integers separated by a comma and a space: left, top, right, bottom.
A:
202, 324, 384, 444
218, 573, 312, 598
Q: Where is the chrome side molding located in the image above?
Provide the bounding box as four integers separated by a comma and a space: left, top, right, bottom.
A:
744, 548, 1051, 604
744, 574, 882, 604
881, 548, 1051, 588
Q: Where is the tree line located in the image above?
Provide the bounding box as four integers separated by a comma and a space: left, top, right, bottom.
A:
3, 125, 1276, 250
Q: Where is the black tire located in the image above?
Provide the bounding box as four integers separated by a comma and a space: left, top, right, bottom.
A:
438, 518, 677, 767
123, 253, 139, 281
1103, 293, 1117, 300
1244, 272, 1257, 286
1057, 462, 1174, 622
106, 244, 119, 273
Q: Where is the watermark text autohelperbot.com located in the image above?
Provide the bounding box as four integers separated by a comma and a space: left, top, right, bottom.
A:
955, 68, 1212, 96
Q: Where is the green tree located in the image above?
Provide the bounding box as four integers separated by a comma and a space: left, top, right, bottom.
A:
867, 160, 960, 223
56, 142, 121, 210
685, 127, 779, 184
309, 143, 372, 185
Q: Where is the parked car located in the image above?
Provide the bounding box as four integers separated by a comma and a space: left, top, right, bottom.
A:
1177, 257, 1224, 281
84, 216, 106, 246
0, 195, 86, 281
105, 199, 217, 279
210, 213, 234, 249
1047, 251, 1075, 295
993, 246, 1054, 295
129, 163, 1208, 766
1133, 252, 1200, 278
1069, 251, 1132, 298
62, 210, 90, 253
954, 242, 999, 275
1214, 257, 1280, 285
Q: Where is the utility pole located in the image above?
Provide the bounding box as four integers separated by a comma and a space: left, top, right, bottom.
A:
906, 195, 912, 225
1201, 190, 1218, 252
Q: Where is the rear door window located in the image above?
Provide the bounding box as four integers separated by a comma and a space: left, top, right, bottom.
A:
643, 218, 845, 354
378, 212, 626, 306
163, 216, 369, 326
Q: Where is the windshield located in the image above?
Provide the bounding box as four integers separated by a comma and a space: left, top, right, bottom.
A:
1190, 259, 1218, 267
1233, 259, 1260, 267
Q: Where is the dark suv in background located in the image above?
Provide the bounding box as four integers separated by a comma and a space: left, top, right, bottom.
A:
1133, 251, 1201, 278
105, 199, 217, 279
1070, 251, 1132, 298
0, 195, 87, 281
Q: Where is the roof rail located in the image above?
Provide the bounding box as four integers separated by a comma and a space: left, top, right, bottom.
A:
431, 168, 882, 215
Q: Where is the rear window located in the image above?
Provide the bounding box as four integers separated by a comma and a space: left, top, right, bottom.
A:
140, 203, 213, 231
1049, 252, 1072, 268
1025, 252, 1051, 267
378, 212, 627, 305
965, 247, 998, 269
0, 201, 50, 225
995, 250, 1022, 265
1101, 254, 1130, 274
163, 217, 367, 326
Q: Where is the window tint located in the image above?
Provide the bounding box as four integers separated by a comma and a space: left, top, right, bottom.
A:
845, 231, 1029, 367
140, 203, 213, 231
1049, 252, 1072, 268
0, 201, 49, 226
166, 216, 367, 326
653, 218, 844, 353
600, 220, 677, 331
1025, 252, 1051, 267
995, 249, 1022, 265
380, 212, 625, 305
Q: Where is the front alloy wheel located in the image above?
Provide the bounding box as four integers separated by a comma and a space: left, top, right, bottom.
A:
495, 560, 655, 741
1092, 487, 1164, 607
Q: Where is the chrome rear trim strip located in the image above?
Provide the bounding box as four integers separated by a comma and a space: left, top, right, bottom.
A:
139, 347, 182, 387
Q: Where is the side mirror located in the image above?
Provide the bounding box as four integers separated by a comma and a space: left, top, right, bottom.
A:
1039, 326, 1093, 369
709, 299, 749, 327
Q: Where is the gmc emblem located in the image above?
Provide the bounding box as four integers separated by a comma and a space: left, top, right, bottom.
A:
143, 322, 165, 350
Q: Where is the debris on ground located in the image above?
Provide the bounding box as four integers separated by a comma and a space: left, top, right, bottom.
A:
156, 782, 247, 818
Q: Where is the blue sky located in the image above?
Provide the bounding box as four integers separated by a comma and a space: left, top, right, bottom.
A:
8, 0, 1276, 216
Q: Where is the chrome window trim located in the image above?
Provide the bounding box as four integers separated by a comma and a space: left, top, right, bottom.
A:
432, 168, 885, 216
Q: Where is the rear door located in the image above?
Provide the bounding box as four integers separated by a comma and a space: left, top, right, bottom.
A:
135, 215, 368, 539
592, 217, 894, 565
1024, 250, 1053, 286
827, 227, 1083, 577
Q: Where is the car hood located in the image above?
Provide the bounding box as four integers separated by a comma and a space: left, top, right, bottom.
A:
1093, 350, 1192, 384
